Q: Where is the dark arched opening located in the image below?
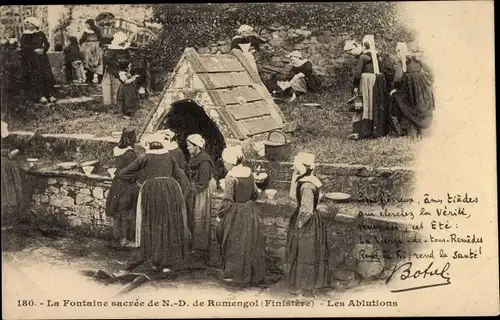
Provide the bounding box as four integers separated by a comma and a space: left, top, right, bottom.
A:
159, 99, 227, 180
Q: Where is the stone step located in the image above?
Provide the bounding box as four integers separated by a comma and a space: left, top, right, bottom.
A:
54, 83, 102, 99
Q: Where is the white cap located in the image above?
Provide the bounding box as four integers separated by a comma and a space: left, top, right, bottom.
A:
222, 145, 244, 165
343, 40, 358, 51
294, 152, 315, 175
24, 17, 41, 28
187, 134, 205, 148
237, 25, 254, 34
287, 50, 303, 59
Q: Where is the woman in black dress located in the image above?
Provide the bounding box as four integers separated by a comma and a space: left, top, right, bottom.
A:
216, 145, 268, 286
20, 17, 57, 104
105, 127, 139, 248
117, 136, 190, 273
344, 35, 389, 140
285, 152, 329, 297
1, 121, 23, 225
390, 42, 435, 137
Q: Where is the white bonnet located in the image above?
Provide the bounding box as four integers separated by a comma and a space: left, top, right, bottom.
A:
343, 40, 358, 51
187, 134, 205, 148
287, 50, 303, 59
24, 17, 41, 29
294, 152, 315, 175
222, 145, 244, 165
237, 25, 254, 34
396, 42, 408, 54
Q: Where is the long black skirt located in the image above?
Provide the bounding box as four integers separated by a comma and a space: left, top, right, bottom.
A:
136, 177, 191, 270
391, 72, 434, 129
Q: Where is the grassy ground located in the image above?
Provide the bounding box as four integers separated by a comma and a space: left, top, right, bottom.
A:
7, 88, 417, 167
8, 96, 157, 137
279, 90, 418, 167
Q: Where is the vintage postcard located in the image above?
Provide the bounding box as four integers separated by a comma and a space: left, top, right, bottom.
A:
1, 2, 498, 319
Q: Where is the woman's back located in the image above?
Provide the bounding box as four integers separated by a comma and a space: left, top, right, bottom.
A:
227, 175, 257, 202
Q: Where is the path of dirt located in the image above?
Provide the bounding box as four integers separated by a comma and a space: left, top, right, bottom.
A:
2, 222, 384, 302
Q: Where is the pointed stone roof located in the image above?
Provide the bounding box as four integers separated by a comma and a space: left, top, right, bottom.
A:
140, 47, 287, 141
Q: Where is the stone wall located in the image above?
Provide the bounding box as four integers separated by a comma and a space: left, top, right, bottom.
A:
10, 132, 415, 202
27, 171, 112, 238
247, 159, 416, 202
24, 168, 418, 279
196, 25, 419, 88
197, 27, 351, 80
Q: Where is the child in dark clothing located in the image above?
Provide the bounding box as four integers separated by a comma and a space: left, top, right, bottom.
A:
117, 61, 139, 119
63, 36, 86, 83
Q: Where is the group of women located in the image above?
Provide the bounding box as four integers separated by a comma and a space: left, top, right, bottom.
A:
343, 35, 435, 140
231, 27, 434, 138
18, 16, 141, 117
102, 125, 329, 296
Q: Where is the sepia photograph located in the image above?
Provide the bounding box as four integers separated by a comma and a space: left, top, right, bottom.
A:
1, 2, 497, 319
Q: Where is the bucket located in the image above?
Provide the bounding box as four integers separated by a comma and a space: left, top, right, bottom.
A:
346, 95, 363, 112
263, 130, 292, 161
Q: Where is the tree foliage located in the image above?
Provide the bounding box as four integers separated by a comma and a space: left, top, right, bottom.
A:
138, 2, 415, 84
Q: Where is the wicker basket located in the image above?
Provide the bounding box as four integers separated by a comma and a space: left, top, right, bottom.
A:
264, 130, 292, 161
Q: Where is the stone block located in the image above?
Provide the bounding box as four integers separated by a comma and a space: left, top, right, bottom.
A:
48, 178, 58, 185
197, 47, 210, 54
93, 187, 104, 200
77, 205, 95, 218
75, 182, 87, 188
47, 186, 59, 194
80, 188, 91, 195
49, 194, 75, 208
76, 193, 93, 205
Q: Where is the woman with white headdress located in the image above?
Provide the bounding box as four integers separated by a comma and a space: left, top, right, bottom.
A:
102, 31, 131, 111
20, 17, 57, 104
185, 134, 215, 259
216, 145, 268, 286
284, 50, 321, 101
79, 19, 104, 84
344, 35, 389, 140
105, 127, 139, 248
390, 42, 435, 136
158, 128, 187, 173
231, 24, 267, 74
1, 121, 23, 221
285, 152, 329, 296
117, 134, 190, 273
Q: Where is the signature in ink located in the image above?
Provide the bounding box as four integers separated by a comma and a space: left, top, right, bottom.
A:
385, 261, 451, 293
